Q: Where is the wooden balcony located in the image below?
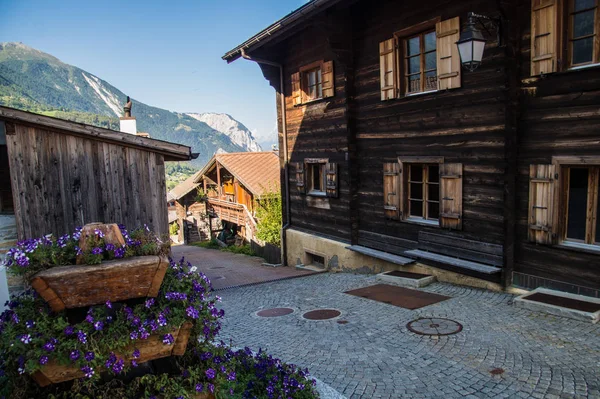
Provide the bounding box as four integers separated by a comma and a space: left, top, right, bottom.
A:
207, 198, 247, 226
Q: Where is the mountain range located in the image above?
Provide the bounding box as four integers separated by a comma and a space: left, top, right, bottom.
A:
0, 42, 262, 167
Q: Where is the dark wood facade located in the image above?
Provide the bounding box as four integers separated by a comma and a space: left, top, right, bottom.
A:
227, 0, 600, 295
0, 106, 193, 240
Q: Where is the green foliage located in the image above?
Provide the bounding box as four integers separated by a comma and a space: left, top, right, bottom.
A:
169, 222, 180, 236
221, 244, 256, 256
165, 162, 200, 191
192, 239, 221, 250
255, 189, 282, 246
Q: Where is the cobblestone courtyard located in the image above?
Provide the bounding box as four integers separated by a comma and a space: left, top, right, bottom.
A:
216, 273, 600, 399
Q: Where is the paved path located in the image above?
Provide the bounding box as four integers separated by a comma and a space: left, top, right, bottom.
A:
171, 244, 314, 290
215, 273, 600, 399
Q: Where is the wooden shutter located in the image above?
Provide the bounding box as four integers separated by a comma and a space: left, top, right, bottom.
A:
322, 61, 335, 98
325, 162, 338, 198
440, 163, 463, 230
531, 0, 558, 76
291, 72, 302, 106
528, 164, 557, 244
379, 39, 397, 100
436, 17, 462, 90
294, 162, 305, 194
383, 163, 400, 220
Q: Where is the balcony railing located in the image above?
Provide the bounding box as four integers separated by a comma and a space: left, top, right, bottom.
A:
207, 199, 257, 236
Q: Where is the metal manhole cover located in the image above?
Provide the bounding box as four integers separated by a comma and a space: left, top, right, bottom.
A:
302, 309, 341, 320
406, 318, 462, 336
257, 308, 294, 318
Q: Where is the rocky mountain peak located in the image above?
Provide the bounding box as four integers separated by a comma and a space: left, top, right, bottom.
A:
186, 112, 262, 152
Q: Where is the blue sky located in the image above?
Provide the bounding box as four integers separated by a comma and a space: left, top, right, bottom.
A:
0, 0, 307, 146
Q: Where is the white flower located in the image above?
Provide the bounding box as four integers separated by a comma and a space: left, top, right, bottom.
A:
190, 266, 197, 273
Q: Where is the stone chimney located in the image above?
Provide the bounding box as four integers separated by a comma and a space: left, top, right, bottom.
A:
119, 96, 137, 135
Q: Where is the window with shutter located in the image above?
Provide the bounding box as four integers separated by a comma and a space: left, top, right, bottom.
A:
294, 162, 305, 194
291, 72, 302, 106
440, 163, 463, 230
325, 162, 338, 198
528, 164, 556, 244
436, 17, 462, 90
380, 39, 397, 100
383, 162, 401, 220
322, 61, 335, 98
567, 0, 600, 67
531, 0, 558, 75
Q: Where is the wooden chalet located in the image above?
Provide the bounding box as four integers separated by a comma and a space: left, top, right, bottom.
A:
0, 105, 194, 240
168, 151, 280, 244
224, 0, 600, 296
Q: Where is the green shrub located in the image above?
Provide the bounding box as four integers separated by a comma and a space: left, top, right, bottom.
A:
255, 189, 282, 246
169, 222, 180, 236
192, 239, 221, 250
221, 244, 256, 256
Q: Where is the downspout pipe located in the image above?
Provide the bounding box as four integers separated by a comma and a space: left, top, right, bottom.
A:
240, 49, 291, 266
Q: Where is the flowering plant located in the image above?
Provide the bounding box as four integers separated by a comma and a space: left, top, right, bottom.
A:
0, 258, 221, 399
3, 224, 170, 279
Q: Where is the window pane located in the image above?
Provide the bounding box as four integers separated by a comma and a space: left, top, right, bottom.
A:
410, 200, 423, 217
408, 56, 421, 74
408, 75, 421, 93
410, 165, 423, 182
428, 202, 440, 220
424, 32, 436, 52
428, 184, 439, 201
428, 165, 439, 183
425, 71, 437, 91
567, 168, 589, 241
410, 183, 423, 200
317, 69, 322, 84
407, 36, 420, 56
425, 52, 437, 71
312, 165, 322, 191
572, 37, 594, 64
574, 0, 596, 11
573, 10, 595, 37
317, 83, 323, 99
308, 71, 316, 86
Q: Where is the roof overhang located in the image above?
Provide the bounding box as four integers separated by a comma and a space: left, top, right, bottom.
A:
222, 0, 344, 63
0, 106, 194, 161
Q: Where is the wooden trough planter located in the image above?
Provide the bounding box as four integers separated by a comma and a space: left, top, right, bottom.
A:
31, 322, 193, 387
30, 255, 170, 312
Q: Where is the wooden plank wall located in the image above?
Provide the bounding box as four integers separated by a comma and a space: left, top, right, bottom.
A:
515, 0, 600, 292
5, 123, 169, 239
351, 0, 509, 252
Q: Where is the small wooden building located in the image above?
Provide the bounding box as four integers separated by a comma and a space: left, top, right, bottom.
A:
0, 106, 194, 240
168, 152, 280, 244
224, 0, 600, 296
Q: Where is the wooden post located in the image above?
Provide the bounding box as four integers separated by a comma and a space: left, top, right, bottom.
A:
216, 161, 222, 198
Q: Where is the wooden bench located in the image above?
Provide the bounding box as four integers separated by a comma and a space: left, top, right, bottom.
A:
405, 232, 502, 275
346, 245, 415, 266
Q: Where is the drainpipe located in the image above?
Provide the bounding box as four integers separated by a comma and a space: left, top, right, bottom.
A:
240, 49, 291, 266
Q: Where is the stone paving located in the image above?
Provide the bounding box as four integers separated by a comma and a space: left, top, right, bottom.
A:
215, 273, 600, 399
172, 244, 314, 290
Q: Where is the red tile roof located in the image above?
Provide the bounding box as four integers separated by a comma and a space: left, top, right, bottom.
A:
214, 152, 280, 197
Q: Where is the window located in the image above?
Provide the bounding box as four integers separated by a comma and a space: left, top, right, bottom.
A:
404, 31, 438, 94
408, 164, 440, 221
565, 166, 600, 244
291, 61, 335, 106
569, 0, 598, 67
308, 163, 326, 195
383, 158, 463, 229
379, 17, 461, 100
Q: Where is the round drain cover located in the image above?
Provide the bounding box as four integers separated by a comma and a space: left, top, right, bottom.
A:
406, 318, 462, 336
257, 308, 294, 318
302, 309, 341, 320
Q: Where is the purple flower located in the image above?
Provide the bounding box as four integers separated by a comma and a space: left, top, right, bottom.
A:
84, 351, 95, 362
162, 334, 174, 345
64, 326, 74, 336
39, 355, 49, 365
91, 247, 103, 255
25, 320, 35, 329
75, 246, 82, 256
186, 306, 199, 319
157, 313, 167, 327
94, 321, 104, 331
105, 243, 115, 252
131, 360, 138, 367
105, 353, 117, 368
139, 328, 150, 340
132, 349, 140, 359
130, 331, 139, 340
81, 365, 94, 378
105, 300, 112, 309
77, 330, 87, 344
227, 371, 236, 381
20, 334, 31, 344
11, 312, 19, 324
145, 298, 155, 308
195, 383, 204, 392
94, 229, 105, 238
165, 292, 187, 301
208, 383, 215, 393
70, 350, 80, 361
114, 247, 126, 258
112, 358, 124, 374
43, 341, 56, 352
205, 368, 216, 380
85, 314, 94, 323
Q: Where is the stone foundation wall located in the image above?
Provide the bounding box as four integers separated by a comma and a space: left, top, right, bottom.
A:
285, 228, 503, 292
